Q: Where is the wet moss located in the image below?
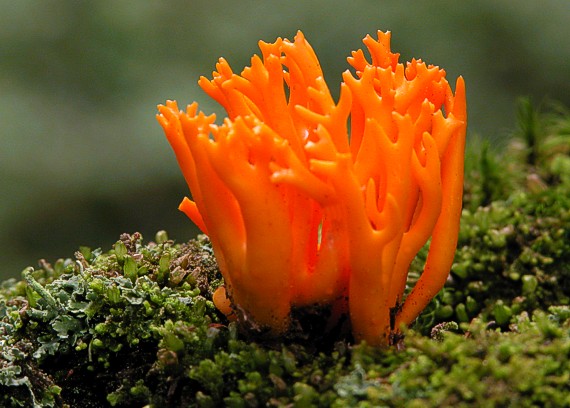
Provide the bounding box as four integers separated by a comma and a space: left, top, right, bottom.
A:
1, 99, 569, 406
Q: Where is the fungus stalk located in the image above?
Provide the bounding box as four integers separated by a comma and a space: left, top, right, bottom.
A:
157, 31, 466, 346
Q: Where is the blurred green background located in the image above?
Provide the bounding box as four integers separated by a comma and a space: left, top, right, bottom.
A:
2, 0, 570, 279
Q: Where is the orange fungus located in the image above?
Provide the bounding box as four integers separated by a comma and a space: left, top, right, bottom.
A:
157, 31, 467, 346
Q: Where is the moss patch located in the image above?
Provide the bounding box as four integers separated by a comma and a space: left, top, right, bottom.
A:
2, 99, 570, 407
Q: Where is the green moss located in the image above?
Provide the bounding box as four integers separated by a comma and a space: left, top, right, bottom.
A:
1, 232, 223, 407
1, 100, 570, 406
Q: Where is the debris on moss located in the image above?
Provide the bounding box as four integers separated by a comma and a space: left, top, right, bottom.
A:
1, 99, 570, 407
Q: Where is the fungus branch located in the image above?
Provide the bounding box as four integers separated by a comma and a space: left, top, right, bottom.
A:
157, 30, 466, 346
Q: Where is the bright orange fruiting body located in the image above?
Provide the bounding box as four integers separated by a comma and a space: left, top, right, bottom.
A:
157, 31, 467, 347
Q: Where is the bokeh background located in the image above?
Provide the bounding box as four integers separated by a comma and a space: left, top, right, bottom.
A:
2, 0, 570, 279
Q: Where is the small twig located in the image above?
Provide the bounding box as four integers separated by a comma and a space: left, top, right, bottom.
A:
22, 267, 64, 313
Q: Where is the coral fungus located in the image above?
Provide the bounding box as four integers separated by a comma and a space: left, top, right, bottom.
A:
157, 31, 467, 347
